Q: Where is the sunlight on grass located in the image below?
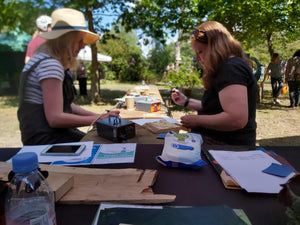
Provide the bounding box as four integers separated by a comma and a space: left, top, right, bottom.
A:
0, 81, 299, 147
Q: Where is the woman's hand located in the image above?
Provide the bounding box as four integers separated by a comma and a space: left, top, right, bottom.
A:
99, 110, 120, 120
180, 115, 199, 128
171, 88, 187, 106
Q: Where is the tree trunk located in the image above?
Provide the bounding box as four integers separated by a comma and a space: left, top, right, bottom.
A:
91, 44, 101, 103
266, 32, 274, 57
174, 28, 183, 71
86, 6, 101, 103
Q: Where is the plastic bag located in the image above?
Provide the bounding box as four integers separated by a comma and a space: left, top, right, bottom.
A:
156, 132, 206, 169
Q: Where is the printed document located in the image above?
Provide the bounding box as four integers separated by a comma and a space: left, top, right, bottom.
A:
92, 143, 136, 164
208, 150, 295, 193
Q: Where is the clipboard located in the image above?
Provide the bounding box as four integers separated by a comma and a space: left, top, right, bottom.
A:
202, 147, 298, 190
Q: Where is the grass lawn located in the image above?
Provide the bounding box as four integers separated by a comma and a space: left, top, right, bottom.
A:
0, 80, 299, 147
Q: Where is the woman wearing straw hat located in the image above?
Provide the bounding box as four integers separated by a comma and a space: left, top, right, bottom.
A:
18, 8, 119, 145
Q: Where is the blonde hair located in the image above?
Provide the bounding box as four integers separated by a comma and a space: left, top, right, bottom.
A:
191, 21, 245, 89
37, 31, 81, 69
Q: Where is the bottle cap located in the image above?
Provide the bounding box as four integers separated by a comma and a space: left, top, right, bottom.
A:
12, 152, 39, 173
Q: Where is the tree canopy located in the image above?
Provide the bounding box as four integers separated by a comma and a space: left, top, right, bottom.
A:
2, 0, 299, 54
119, 0, 299, 56
1, 0, 53, 35
205, 0, 300, 56
1, 0, 299, 99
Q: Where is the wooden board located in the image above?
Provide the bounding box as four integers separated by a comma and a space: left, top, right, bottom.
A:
58, 168, 175, 204
142, 120, 182, 134
0, 162, 74, 202
39, 164, 175, 204
0, 162, 176, 204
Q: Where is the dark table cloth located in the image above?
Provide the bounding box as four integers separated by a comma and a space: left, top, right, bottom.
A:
0, 145, 299, 225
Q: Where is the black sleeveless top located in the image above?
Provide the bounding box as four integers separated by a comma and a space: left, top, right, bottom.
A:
17, 58, 78, 145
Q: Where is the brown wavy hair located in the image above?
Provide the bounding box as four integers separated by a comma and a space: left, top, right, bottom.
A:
37, 31, 81, 70
191, 21, 245, 89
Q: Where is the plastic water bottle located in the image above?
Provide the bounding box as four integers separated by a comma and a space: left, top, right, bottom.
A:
5, 152, 56, 225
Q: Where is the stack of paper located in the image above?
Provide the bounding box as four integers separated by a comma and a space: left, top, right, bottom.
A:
208, 150, 295, 193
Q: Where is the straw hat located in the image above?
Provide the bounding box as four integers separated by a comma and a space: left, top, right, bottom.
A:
39, 8, 99, 44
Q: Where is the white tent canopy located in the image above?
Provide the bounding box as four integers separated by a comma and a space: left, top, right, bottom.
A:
77, 45, 112, 62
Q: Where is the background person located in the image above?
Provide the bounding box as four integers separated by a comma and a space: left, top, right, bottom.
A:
76, 61, 88, 95
285, 49, 300, 108
25, 15, 52, 64
261, 53, 286, 105
171, 21, 257, 147
18, 8, 119, 145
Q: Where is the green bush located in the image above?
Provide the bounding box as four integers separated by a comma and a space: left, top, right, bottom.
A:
162, 64, 202, 88
106, 71, 117, 80
143, 70, 161, 84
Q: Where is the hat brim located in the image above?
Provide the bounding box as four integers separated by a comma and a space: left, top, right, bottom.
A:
39, 29, 99, 44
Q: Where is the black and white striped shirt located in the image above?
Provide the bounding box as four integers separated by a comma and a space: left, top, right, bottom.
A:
22, 52, 64, 104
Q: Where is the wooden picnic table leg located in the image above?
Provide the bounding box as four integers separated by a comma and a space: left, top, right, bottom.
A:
257, 83, 264, 103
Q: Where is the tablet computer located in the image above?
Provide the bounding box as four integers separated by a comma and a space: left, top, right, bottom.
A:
40, 144, 86, 156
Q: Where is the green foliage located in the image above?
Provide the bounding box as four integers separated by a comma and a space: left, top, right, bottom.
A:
1, 0, 299, 88
245, 39, 300, 66
162, 64, 202, 88
147, 42, 174, 74
180, 41, 194, 63
105, 71, 117, 80
98, 36, 130, 79
0, 0, 53, 35
143, 70, 161, 84
206, 0, 300, 55
98, 25, 146, 82
119, 0, 203, 43
119, 0, 299, 58
121, 52, 144, 81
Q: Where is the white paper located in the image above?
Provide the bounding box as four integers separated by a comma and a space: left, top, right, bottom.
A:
7, 141, 94, 163
131, 116, 179, 126
92, 143, 136, 164
208, 150, 295, 193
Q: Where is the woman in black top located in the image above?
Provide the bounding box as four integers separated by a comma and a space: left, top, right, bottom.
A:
171, 21, 257, 147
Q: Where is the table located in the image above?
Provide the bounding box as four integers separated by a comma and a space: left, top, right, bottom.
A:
82, 84, 173, 144
81, 125, 165, 144
115, 85, 170, 120
0, 145, 299, 225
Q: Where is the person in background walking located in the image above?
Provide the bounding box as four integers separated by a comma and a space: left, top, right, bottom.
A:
261, 53, 286, 105
25, 15, 52, 64
285, 49, 300, 108
76, 61, 88, 95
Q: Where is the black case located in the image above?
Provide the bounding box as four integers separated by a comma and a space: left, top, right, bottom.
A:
96, 116, 135, 142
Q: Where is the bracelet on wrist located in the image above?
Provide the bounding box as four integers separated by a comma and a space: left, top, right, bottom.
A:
184, 97, 190, 107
